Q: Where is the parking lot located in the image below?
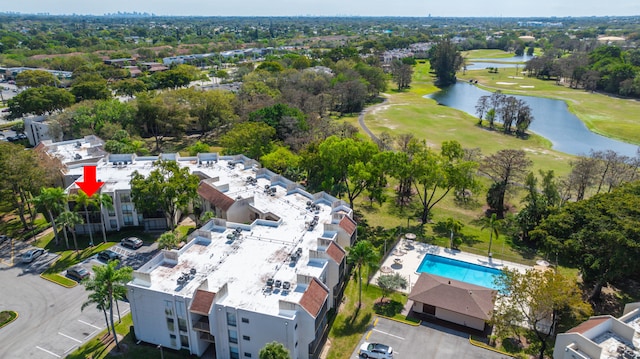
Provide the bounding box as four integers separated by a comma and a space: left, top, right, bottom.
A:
0, 257, 130, 359
352, 317, 510, 359
0, 237, 153, 358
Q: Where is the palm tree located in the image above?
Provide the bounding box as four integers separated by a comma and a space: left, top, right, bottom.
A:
72, 190, 97, 246
32, 187, 67, 245
158, 231, 179, 250
95, 193, 114, 244
481, 213, 501, 258
81, 282, 112, 339
85, 260, 133, 351
444, 217, 463, 250
56, 211, 84, 251
347, 240, 379, 308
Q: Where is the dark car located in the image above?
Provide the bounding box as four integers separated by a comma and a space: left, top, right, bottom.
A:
97, 250, 121, 262
67, 266, 90, 281
121, 237, 143, 249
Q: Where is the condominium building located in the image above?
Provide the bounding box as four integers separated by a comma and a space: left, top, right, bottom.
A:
126, 155, 355, 358
47, 142, 356, 358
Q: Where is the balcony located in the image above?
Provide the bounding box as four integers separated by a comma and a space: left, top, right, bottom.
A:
199, 332, 215, 343
193, 317, 211, 333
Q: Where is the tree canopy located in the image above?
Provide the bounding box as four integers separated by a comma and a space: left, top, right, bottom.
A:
130, 160, 200, 229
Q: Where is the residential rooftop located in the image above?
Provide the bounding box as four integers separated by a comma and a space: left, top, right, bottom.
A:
117, 154, 352, 317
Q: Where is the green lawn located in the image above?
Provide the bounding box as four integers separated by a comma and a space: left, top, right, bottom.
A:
462, 49, 517, 59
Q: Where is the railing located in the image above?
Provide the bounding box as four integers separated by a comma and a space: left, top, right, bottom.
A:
199, 332, 215, 343
193, 317, 211, 332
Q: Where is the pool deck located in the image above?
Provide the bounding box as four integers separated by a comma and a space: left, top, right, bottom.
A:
372, 238, 532, 294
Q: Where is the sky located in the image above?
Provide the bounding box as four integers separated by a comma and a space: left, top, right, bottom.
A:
3, 0, 640, 17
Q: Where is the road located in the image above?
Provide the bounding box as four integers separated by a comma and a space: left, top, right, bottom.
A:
0, 258, 129, 359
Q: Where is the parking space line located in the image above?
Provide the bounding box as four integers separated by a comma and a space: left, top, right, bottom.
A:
58, 332, 82, 343
83, 328, 100, 340
63, 344, 78, 355
78, 319, 101, 330
35, 346, 61, 358
373, 328, 405, 340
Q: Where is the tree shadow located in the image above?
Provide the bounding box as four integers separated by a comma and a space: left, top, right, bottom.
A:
332, 310, 373, 337
373, 299, 404, 317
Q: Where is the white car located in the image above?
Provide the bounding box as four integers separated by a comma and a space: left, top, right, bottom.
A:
359, 342, 393, 359
22, 248, 45, 263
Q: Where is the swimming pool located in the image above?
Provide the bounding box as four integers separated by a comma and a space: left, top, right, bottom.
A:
416, 254, 502, 289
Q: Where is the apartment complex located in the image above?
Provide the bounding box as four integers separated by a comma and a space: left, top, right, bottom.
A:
126, 155, 355, 358
40, 138, 356, 357
553, 302, 640, 359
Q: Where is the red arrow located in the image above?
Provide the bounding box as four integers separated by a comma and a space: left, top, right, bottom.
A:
75, 166, 104, 197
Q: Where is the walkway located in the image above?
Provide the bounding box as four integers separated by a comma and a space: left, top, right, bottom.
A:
357, 95, 389, 143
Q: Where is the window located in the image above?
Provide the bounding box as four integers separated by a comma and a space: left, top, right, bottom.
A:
228, 329, 238, 344
241, 317, 249, 324
243, 335, 250, 341
178, 318, 187, 332
164, 301, 174, 316
170, 334, 177, 346
244, 353, 252, 358
166, 318, 175, 332
109, 219, 117, 229
119, 193, 131, 203
226, 312, 237, 326
180, 334, 189, 348
123, 214, 134, 226
122, 203, 133, 214
230, 347, 239, 359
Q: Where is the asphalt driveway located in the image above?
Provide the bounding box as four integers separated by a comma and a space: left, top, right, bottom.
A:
352, 316, 511, 359
0, 261, 129, 359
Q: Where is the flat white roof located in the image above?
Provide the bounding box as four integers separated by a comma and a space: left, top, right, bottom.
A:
42, 137, 106, 166
120, 155, 346, 316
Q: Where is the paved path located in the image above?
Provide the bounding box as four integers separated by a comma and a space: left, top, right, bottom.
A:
358, 95, 389, 143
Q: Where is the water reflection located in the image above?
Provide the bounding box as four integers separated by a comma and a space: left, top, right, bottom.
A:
427, 82, 638, 157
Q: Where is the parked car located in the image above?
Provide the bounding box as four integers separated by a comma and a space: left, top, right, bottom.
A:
359, 342, 393, 359
22, 248, 45, 263
121, 237, 143, 249
97, 250, 121, 262
67, 266, 90, 281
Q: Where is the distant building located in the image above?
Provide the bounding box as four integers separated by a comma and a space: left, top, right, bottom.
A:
0, 67, 72, 81
24, 116, 62, 147
553, 302, 640, 359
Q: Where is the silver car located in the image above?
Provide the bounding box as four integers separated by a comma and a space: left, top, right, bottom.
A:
359, 342, 393, 359
22, 248, 45, 263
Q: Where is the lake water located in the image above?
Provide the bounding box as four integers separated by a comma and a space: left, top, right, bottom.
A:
465, 54, 532, 71
428, 82, 639, 157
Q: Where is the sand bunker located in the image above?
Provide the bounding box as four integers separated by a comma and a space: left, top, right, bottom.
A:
496, 82, 516, 85
519, 85, 535, 88
508, 76, 524, 79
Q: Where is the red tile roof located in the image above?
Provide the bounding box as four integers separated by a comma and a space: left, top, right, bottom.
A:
339, 216, 357, 236
190, 289, 216, 315
326, 241, 345, 264
299, 278, 328, 317
568, 317, 611, 334
408, 273, 497, 320
198, 182, 235, 211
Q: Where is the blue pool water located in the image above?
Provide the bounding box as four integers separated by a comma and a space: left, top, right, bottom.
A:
417, 254, 502, 290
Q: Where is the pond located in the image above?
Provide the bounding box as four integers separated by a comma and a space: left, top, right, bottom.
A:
465, 62, 520, 71
427, 82, 639, 157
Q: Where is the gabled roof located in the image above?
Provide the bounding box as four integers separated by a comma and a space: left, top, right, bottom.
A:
299, 278, 328, 318
190, 289, 216, 315
339, 216, 357, 236
326, 241, 345, 264
408, 273, 496, 320
568, 316, 611, 334
198, 182, 235, 211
